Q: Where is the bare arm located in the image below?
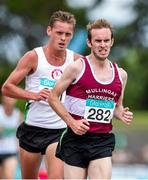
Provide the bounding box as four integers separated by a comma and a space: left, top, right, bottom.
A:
74, 52, 83, 61
114, 68, 133, 125
48, 59, 90, 135
1, 50, 50, 101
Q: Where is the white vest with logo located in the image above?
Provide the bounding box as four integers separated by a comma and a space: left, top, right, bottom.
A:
25, 47, 74, 129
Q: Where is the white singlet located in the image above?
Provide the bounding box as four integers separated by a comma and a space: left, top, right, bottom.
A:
25, 47, 74, 129
0, 105, 20, 154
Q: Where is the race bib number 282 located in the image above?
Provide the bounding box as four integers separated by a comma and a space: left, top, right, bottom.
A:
84, 99, 115, 124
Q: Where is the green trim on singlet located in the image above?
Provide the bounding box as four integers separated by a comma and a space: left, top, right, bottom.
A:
24, 102, 31, 122
59, 128, 68, 147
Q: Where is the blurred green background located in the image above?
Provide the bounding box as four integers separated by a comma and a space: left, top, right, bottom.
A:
0, 0, 148, 178
0, 0, 148, 147
0, 0, 148, 111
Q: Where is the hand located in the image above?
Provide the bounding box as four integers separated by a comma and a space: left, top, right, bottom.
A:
70, 119, 90, 135
36, 88, 51, 101
115, 107, 133, 125
121, 107, 133, 125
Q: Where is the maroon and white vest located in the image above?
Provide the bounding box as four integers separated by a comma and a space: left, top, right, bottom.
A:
64, 56, 123, 133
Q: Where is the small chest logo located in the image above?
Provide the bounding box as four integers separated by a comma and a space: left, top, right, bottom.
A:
51, 69, 63, 80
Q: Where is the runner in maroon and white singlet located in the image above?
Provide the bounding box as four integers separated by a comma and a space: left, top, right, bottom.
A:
48, 19, 133, 179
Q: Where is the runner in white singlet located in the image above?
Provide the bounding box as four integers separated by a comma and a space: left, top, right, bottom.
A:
0, 96, 23, 179
2, 10, 82, 179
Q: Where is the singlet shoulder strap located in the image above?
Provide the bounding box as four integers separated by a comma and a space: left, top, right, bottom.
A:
81, 56, 92, 73
65, 49, 74, 64
71, 56, 87, 84
34, 46, 48, 66
34, 47, 45, 60
113, 63, 123, 84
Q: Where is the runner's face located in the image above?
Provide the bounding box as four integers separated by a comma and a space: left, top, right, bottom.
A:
88, 28, 113, 61
47, 21, 74, 50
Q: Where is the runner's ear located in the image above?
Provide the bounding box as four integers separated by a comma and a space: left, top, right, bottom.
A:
47, 26, 51, 36
87, 39, 92, 48
111, 38, 114, 47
